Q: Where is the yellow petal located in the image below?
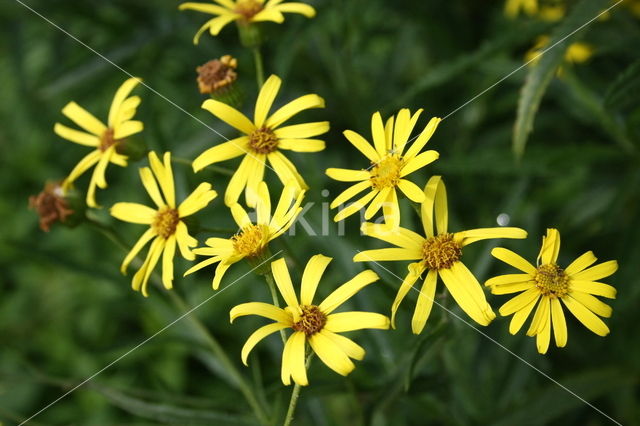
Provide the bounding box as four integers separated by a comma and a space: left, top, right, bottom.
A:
490, 281, 535, 295
442, 262, 495, 325
230, 301, 291, 323
325, 312, 389, 332
390, 265, 423, 329
148, 152, 175, 208
364, 187, 390, 220
274, 121, 330, 139
192, 137, 249, 172
564, 251, 597, 275
132, 237, 164, 297
224, 155, 252, 206
271, 181, 299, 226
54, 123, 99, 147
570, 280, 616, 299
267, 94, 324, 129
400, 150, 439, 177
421, 175, 447, 237
113, 120, 143, 140
272, 258, 300, 309
536, 307, 552, 354
333, 189, 377, 222
571, 260, 618, 282
139, 167, 166, 208
319, 270, 379, 314
300, 254, 332, 306
251, 8, 285, 23
343, 129, 379, 162
538, 228, 561, 265
397, 179, 425, 203
268, 151, 307, 191
212, 260, 233, 290
178, 2, 230, 14
111, 202, 156, 224
457, 227, 528, 246
108, 77, 142, 127
550, 298, 567, 347
485, 273, 533, 287
183, 255, 223, 276
254, 75, 281, 128
326, 168, 369, 182
370, 112, 387, 157
491, 247, 537, 275
63, 150, 101, 187
178, 183, 217, 217
175, 221, 197, 260
245, 154, 267, 208
309, 332, 355, 376
230, 204, 253, 229
562, 296, 610, 336
382, 188, 401, 229
353, 248, 421, 263
508, 295, 539, 335
360, 222, 424, 250
411, 269, 438, 334
393, 108, 422, 154
272, 2, 316, 17
526, 296, 550, 336
499, 287, 540, 316
384, 115, 394, 152
113, 95, 141, 125
329, 181, 371, 209
403, 117, 441, 160
281, 334, 293, 386
277, 139, 325, 152
569, 292, 612, 318
287, 331, 308, 386
320, 330, 364, 360
120, 228, 156, 274
202, 99, 255, 135
61, 101, 106, 136
161, 235, 176, 289
240, 322, 289, 366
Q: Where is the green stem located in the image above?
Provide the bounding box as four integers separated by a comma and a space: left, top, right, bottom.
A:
87, 218, 270, 425
172, 156, 235, 177
264, 271, 287, 344
283, 353, 313, 426
253, 47, 265, 88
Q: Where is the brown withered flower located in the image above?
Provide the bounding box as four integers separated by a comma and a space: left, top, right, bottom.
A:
29, 182, 74, 232
196, 55, 238, 95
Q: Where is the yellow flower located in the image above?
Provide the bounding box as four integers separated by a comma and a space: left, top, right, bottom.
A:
354, 176, 527, 334
54, 78, 143, 208
525, 35, 593, 75
193, 74, 328, 207
326, 109, 440, 228
185, 180, 305, 289
486, 228, 618, 354
111, 152, 217, 297
230, 255, 390, 386
179, 0, 315, 44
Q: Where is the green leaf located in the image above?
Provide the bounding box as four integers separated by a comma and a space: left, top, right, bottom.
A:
512, 0, 608, 159
604, 58, 640, 112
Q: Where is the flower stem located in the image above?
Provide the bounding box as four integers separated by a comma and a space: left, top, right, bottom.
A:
253, 47, 265, 88
264, 270, 287, 344
283, 353, 313, 426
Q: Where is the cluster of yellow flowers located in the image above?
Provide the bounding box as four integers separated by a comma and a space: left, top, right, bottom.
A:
37, 0, 619, 396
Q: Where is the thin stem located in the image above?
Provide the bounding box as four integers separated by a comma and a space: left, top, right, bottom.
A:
172, 156, 235, 177
253, 47, 265, 88
283, 353, 313, 426
264, 271, 287, 344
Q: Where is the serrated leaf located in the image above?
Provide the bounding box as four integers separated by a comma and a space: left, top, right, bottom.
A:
513, 0, 608, 159
604, 58, 640, 112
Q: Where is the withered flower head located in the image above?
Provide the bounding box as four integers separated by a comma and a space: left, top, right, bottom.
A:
196, 55, 238, 95
29, 181, 74, 232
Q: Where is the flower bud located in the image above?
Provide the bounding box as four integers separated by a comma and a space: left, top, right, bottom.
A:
29, 181, 85, 231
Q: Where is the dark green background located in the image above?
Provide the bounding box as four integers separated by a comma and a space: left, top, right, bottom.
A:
1, 0, 639, 424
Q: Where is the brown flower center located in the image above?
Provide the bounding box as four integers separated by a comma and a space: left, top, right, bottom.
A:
249, 127, 279, 154
99, 128, 120, 152
535, 264, 569, 298
152, 207, 180, 239
29, 182, 74, 232
422, 233, 462, 270
235, 0, 263, 20
196, 55, 238, 95
292, 305, 327, 336
370, 156, 403, 190
232, 224, 268, 257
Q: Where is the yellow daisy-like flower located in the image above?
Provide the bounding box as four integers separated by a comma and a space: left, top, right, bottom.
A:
111, 152, 217, 297
179, 0, 315, 44
486, 228, 618, 354
326, 109, 440, 228
193, 74, 328, 207
230, 255, 390, 386
185, 180, 305, 289
354, 176, 527, 334
54, 78, 143, 208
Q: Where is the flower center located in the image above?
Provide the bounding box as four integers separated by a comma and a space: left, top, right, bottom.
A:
196, 55, 238, 95
422, 233, 462, 270
292, 305, 327, 336
370, 156, 403, 190
232, 224, 268, 257
535, 264, 569, 298
99, 128, 120, 152
248, 127, 279, 154
235, 0, 263, 20
152, 207, 180, 239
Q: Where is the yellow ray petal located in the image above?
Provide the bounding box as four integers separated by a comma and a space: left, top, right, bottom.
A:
491, 247, 537, 275
485, 273, 533, 286
329, 181, 371, 209
325, 168, 369, 182
364, 187, 391, 220
230, 302, 291, 323
161, 235, 176, 289
108, 77, 142, 127
132, 237, 165, 297
272, 2, 316, 17
382, 188, 401, 229
300, 254, 332, 306
175, 221, 197, 260
224, 155, 252, 206
61, 101, 106, 136
252, 8, 285, 23
111, 202, 156, 224
267, 94, 324, 129
489, 281, 535, 295
320, 330, 365, 360
526, 296, 550, 336
286, 331, 308, 386
353, 248, 420, 263
569, 292, 612, 318
550, 297, 567, 347
333, 189, 377, 222
139, 167, 166, 208
538, 228, 561, 265
241, 323, 289, 366
508, 295, 539, 335
400, 150, 439, 177
114, 119, 143, 140
394, 108, 423, 154
183, 255, 223, 276
444, 262, 495, 325
178, 183, 217, 217
202, 99, 255, 135
54, 123, 99, 147
120, 228, 156, 274
309, 332, 355, 376
343, 129, 379, 162
325, 312, 389, 332
192, 137, 250, 172
411, 269, 438, 334
272, 258, 300, 309
564, 251, 597, 275
570, 280, 616, 299
230, 203, 253, 229
212, 260, 233, 290
268, 151, 307, 190
536, 307, 552, 354
562, 296, 610, 336
63, 150, 101, 187
149, 152, 175, 208
360, 222, 424, 250
571, 260, 618, 282
254, 75, 282, 128
499, 287, 540, 316
457, 227, 528, 246
390, 265, 424, 328
397, 179, 425, 203
318, 270, 379, 314
403, 117, 441, 160
178, 2, 230, 14
281, 334, 293, 385
370, 112, 386, 157
274, 121, 329, 139
277, 138, 325, 152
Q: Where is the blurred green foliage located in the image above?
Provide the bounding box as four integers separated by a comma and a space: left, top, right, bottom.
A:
1, 0, 639, 424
